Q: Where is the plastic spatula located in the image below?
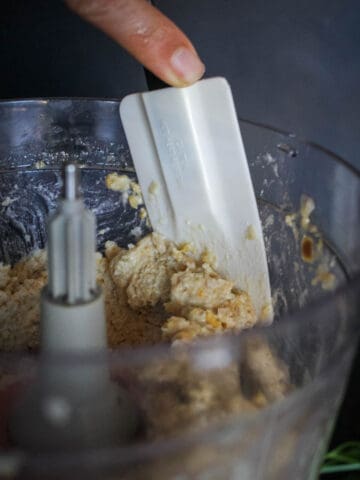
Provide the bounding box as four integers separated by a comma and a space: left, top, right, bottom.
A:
120, 77, 273, 322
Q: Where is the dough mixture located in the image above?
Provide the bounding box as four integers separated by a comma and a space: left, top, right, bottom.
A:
0, 233, 289, 439
0, 233, 256, 352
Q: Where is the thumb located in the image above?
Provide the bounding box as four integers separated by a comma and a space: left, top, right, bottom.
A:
66, 0, 205, 87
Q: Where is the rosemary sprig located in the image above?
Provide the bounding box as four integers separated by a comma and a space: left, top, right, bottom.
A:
320, 442, 360, 475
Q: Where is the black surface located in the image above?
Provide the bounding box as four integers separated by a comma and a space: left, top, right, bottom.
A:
0, 1, 147, 98
0, 0, 359, 469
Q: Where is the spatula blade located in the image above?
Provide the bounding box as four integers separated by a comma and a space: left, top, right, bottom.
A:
120, 77, 273, 322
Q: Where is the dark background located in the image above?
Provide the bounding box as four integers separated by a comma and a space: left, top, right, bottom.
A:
1, 0, 359, 168
0, 1, 359, 476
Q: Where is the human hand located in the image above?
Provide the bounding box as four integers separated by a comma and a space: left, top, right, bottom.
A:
66, 0, 205, 87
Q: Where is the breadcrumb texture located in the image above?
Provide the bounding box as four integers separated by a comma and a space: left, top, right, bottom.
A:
0, 233, 289, 441
0, 233, 256, 352
109, 233, 256, 346
0, 250, 47, 351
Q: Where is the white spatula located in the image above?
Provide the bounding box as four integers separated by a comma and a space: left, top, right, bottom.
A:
120, 77, 272, 322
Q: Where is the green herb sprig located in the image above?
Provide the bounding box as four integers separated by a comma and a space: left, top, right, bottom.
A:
321, 442, 360, 475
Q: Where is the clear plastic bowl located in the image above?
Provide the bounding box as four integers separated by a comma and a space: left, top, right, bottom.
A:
0, 99, 359, 479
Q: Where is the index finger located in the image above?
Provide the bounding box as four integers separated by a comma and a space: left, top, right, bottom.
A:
66, 0, 205, 87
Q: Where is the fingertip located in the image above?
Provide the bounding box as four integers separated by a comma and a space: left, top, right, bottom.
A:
167, 47, 206, 86
65, 0, 206, 88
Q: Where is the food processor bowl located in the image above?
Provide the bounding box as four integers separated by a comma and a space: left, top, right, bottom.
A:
0, 99, 359, 479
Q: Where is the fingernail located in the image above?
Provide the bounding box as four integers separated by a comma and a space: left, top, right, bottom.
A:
170, 47, 205, 85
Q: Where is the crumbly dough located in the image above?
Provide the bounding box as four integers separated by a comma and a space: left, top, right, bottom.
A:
240, 336, 291, 405
0, 250, 47, 351
0, 243, 162, 352
105, 173, 144, 211
109, 233, 256, 345
105, 172, 131, 192
0, 232, 289, 441
0, 233, 255, 351
136, 359, 257, 439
